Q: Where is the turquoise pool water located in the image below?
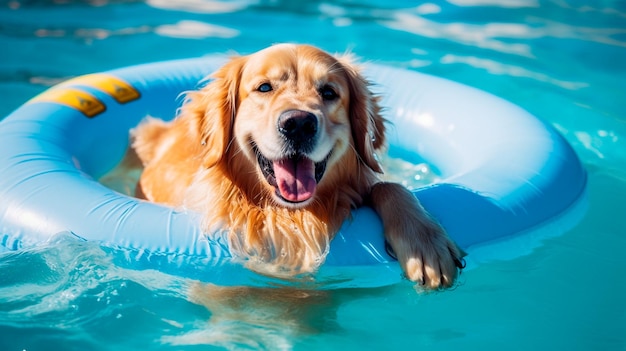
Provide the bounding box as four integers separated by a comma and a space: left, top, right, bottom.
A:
1, 1, 625, 350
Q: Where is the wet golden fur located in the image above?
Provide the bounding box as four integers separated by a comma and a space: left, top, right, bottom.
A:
132, 44, 463, 289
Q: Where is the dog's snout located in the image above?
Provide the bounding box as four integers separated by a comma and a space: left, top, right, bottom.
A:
278, 110, 318, 145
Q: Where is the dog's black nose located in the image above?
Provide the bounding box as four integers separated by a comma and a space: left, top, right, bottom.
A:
277, 110, 318, 147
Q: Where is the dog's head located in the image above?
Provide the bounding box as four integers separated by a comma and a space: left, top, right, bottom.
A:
187, 44, 385, 208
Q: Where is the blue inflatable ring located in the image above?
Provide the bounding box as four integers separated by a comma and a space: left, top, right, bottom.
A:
0, 57, 587, 288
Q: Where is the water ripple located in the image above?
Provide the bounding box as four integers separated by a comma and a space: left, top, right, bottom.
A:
155, 20, 239, 39
440, 54, 589, 90
146, 0, 259, 14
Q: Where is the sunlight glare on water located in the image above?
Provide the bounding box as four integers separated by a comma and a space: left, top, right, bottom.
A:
380, 156, 441, 190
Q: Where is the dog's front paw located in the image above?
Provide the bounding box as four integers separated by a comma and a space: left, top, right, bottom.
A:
369, 182, 465, 290
388, 220, 465, 290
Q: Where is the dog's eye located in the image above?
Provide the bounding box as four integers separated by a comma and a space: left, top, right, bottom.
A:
320, 85, 338, 101
257, 82, 273, 93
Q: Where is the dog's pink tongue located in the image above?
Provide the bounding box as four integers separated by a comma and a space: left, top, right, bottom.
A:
273, 157, 316, 202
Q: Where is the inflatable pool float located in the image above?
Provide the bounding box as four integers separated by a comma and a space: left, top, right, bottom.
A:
0, 56, 587, 288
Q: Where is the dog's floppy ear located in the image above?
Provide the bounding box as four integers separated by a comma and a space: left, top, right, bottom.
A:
181, 55, 247, 168
338, 55, 386, 173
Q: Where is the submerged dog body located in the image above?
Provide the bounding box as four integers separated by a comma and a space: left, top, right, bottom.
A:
133, 44, 463, 288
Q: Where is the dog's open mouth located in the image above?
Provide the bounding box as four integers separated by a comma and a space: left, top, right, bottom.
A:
255, 147, 328, 204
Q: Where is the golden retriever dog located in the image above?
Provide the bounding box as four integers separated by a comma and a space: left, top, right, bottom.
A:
132, 44, 464, 289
